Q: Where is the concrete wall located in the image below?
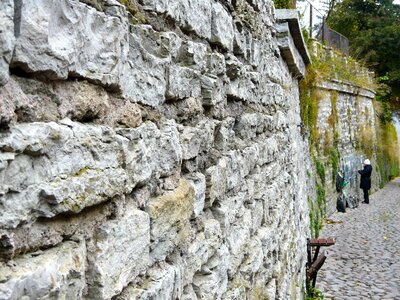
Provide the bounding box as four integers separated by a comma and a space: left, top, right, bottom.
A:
0, 1, 312, 299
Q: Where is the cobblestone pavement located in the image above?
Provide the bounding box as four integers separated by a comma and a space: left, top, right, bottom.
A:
317, 178, 400, 299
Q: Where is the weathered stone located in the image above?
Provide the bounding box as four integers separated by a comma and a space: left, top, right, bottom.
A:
12, 0, 128, 87
0, 0, 14, 86
0, 241, 86, 300
201, 75, 225, 106
180, 126, 203, 160
167, 65, 201, 100
185, 173, 206, 217
148, 179, 194, 261
86, 208, 150, 299
177, 41, 208, 72
116, 263, 181, 300
156, 120, 183, 177
0, 77, 34, 128
122, 32, 168, 107
206, 52, 226, 76
192, 244, 230, 299
205, 158, 228, 207
210, 2, 234, 51
213, 118, 234, 151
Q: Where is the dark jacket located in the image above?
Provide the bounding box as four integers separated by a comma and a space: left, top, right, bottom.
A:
358, 165, 372, 190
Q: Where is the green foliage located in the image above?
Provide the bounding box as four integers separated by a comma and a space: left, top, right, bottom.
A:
305, 284, 325, 300
327, 0, 400, 94
315, 159, 326, 185
374, 101, 400, 185
310, 44, 376, 90
273, 0, 295, 9
329, 148, 340, 184
118, 0, 147, 24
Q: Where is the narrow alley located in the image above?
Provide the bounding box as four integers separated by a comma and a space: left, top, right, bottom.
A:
318, 178, 400, 299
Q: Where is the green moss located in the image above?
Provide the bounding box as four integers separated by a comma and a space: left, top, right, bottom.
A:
328, 148, 340, 184
74, 166, 89, 177
117, 0, 147, 24
273, 0, 296, 9
315, 159, 325, 185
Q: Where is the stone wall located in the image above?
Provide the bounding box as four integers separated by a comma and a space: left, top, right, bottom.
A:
314, 79, 380, 215
0, 1, 312, 299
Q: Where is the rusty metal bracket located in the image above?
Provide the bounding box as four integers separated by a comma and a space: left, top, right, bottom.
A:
306, 237, 335, 289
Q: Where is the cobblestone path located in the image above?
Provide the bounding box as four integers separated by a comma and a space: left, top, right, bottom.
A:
318, 178, 400, 299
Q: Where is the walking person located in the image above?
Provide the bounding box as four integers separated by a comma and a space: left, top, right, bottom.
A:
358, 159, 372, 204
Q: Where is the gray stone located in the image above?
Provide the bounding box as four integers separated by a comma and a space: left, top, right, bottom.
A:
186, 173, 206, 217
166, 65, 201, 100
206, 52, 226, 76
86, 208, 150, 299
192, 244, 230, 299
0, 0, 14, 86
122, 32, 168, 107
148, 179, 194, 261
0, 241, 86, 300
116, 264, 180, 300
12, 0, 128, 87
201, 75, 225, 107
210, 2, 234, 51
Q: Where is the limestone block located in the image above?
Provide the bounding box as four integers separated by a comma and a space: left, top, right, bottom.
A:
130, 25, 177, 59
184, 219, 222, 284
0, 77, 33, 128
206, 52, 226, 76
234, 113, 261, 139
192, 244, 229, 299
225, 54, 243, 80
142, 0, 212, 39
177, 41, 208, 72
225, 212, 252, 276
210, 2, 234, 50
201, 75, 225, 106
38, 167, 130, 215
211, 192, 247, 233
182, 284, 198, 300
0, 241, 86, 300
116, 264, 180, 300
166, 65, 201, 100
214, 117, 235, 151
205, 158, 228, 207
156, 120, 182, 177
12, 0, 127, 86
227, 71, 260, 103
87, 208, 150, 299
148, 179, 194, 261
197, 119, 216, 152
0, 0, 14, 86
180, 126, 202, 160
258, 137, 279, 165
185, 173, 206, 217
0, 121, 134, 228
238, 237, 264, 277
122, 32, 168, 107
117, 122, 158, 186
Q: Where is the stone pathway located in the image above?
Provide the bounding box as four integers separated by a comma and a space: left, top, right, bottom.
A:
317, 178, 400, 299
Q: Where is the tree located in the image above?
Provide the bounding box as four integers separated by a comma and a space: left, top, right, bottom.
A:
327, 0, 400, 94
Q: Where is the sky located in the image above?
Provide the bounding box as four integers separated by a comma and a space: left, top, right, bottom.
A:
298, 0, 400, 37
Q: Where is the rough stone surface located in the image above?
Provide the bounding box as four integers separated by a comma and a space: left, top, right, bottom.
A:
0, 0, 14, 86
0, 2, 322, 300
0, 241, 86, 300
12, 0, 127, 87
86, 207, 150, 299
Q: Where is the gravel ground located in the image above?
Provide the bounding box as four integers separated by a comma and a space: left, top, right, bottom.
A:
317, 178, 400, 299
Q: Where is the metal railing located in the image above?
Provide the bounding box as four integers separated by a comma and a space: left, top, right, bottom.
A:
317, 22, 349, 55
